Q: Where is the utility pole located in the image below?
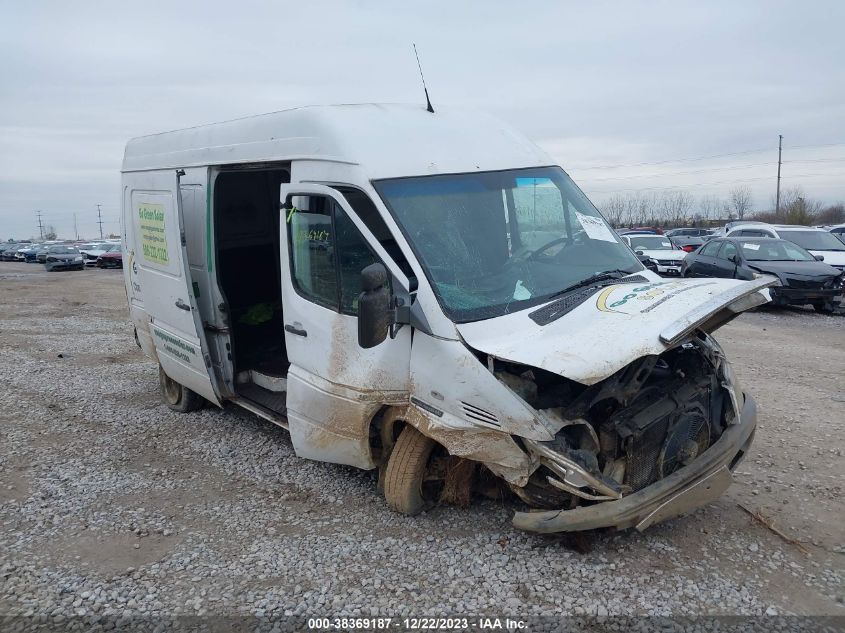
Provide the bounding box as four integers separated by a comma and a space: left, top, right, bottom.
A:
74, 213, 79, 240
97, 204, 104, 239
36, 210, 44, 239
775, 134, 783, 215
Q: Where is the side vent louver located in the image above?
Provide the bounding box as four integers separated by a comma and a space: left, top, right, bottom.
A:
461, 402, 500, 427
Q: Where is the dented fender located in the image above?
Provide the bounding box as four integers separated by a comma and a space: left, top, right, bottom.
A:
382, 406, 536, 486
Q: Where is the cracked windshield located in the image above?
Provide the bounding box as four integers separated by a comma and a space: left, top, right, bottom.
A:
375, 167, 642, 322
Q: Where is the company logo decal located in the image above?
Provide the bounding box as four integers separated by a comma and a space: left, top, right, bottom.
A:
596, 281, 714, 314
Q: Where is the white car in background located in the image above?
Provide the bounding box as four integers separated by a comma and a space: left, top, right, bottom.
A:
726, 223, 845, 271
620, 234, 688, 276
79, 242, 120, 266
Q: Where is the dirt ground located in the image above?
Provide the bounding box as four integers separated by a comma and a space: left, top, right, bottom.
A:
0, 262, 842, 620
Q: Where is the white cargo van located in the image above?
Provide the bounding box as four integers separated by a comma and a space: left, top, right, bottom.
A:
121, 104, 774, 533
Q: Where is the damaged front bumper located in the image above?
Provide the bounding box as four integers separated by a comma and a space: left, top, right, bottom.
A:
512, 391, 757, 533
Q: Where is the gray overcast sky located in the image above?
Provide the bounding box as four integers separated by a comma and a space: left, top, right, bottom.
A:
1, 0, 844, 239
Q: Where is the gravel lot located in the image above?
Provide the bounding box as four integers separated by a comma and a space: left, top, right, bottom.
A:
1, 262, 843, 625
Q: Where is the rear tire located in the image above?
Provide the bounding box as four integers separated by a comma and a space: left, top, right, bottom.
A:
159, 366, 204, 412
383, 425, 437, 516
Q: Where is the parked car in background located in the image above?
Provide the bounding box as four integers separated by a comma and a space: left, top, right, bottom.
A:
36, 246, 51, 263
682, 237, 843, 313
96, 249, 123, 268
79, 242, 110, 266
726, 224, 845, 270
665, 228, 712, 238
81, 242, 120, 266
44, 246, 85, 272
707, 220, 769, 240
1, 244, 23, 261
16, 244, 43, 262
617, 226, 664, 235
668, 235, 705, 253
620, 233, 687, 275
829, 224, 845, 244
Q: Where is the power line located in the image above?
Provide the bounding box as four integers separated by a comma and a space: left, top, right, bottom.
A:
96, 204, 104, 240
579, 161, 777, 182
784, 156, 845, 164
783, 141, 845, 150
36, 210, 44, 239
570, 148, 774, 171
566, 141, 845, 171
577, 155, 845, 183
585, 172, 837, 195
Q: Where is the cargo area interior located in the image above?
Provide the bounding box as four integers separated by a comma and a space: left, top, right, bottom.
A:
214, 167, 291, 414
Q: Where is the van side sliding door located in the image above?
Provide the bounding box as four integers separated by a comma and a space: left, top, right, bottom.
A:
126, 169, 222, 405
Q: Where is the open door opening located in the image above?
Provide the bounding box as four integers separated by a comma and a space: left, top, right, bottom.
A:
213, 167, 290, 415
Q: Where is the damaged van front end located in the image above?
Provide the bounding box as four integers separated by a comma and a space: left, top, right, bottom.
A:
373, 165, 776, 533
444, 277, 774, 533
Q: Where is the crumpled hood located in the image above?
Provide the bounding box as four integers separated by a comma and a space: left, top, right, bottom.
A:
748, 259, 842, 281
456, 277, 774, 386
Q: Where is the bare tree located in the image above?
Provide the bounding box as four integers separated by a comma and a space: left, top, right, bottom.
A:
660, 191, 694, 227
729, 186, 753, 220
698, 195, 722, 221
783, 194, 822, 225
600, 194, 626, 227
816, 203, 845, 225
44, 225, 57, 240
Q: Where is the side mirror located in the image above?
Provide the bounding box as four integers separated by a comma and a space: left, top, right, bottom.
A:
635, 250, 644, 255
814, 254, 825, 261
729, 254, 740, 265
357, 263, 392, 349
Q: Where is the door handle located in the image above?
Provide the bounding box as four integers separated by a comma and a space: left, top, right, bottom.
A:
175, 299, 191, 311
284, 323, 307, 337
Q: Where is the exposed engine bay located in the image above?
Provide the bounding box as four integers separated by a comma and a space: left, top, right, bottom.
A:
487, 331, 738, 510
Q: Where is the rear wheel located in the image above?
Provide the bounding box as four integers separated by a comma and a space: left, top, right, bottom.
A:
158, 366, 204, 412
383, 425, 438, 515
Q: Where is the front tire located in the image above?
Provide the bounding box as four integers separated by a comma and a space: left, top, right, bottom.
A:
812, 302, 834, 314
159, 366, 204, 412
383, 425, 437, 516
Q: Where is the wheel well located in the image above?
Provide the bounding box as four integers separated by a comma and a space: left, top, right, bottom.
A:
368, 406, 409, 465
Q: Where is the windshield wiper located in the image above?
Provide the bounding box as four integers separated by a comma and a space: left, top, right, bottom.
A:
546, 269, 636, 301
529, 270, 646, 326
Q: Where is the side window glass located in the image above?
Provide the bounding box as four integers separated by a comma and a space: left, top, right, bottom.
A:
334, 204, 385, 315
287, 194, 386, 315
719, 242, 738, 261
340, 189, 414, 279
287, 195, 338, 309
700, 241, 719, 256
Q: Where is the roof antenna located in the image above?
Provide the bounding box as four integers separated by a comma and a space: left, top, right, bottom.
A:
413, 43, 435, 113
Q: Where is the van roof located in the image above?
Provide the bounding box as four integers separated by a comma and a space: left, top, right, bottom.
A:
122, 103, 553, 178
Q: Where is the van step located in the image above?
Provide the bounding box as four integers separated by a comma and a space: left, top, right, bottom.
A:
236, 369, 287, 393
236, 383, 287, 415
